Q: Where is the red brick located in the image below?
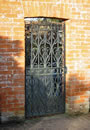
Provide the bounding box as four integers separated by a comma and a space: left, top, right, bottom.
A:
0, 0, 89, 120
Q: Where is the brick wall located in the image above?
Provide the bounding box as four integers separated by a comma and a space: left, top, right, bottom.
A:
0, 0, 90, 122
0, 0, 25, 122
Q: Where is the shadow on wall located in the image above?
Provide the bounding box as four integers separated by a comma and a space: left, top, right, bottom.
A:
66, 74, 90, 113
0, 36, 42, 125
0, 36, 25, 122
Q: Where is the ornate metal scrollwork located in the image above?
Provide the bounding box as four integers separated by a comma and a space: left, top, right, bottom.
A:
25, 18, 65, 117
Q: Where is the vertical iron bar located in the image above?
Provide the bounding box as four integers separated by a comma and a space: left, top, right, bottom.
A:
57, 24, 59, 90
31, 24, 33, 69
44, 28, 47, 86
44, 32, 46, 68
51, 24, 53, 68
57, 24, 59, 68
38, 25, 39, 70
63, 22, 66, 113
51, 24, 53, 98
61, 23, 63, 97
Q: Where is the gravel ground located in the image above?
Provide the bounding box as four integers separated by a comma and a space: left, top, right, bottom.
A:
0, 113, 90, 130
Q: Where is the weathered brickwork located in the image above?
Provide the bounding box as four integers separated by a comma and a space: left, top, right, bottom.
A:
0, 0, 90, 122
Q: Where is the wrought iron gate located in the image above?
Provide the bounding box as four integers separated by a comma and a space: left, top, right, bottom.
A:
25, 18, 65, 117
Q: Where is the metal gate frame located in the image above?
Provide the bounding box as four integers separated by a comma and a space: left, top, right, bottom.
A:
25, 18, 66, 118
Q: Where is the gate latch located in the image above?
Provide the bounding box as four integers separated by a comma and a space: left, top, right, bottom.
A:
64, 66, 67, 74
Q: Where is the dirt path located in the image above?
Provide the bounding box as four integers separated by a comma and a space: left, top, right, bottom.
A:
0, 113, 90, 130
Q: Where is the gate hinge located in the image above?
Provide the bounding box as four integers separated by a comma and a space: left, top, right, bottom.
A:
64, 66, 67, 74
